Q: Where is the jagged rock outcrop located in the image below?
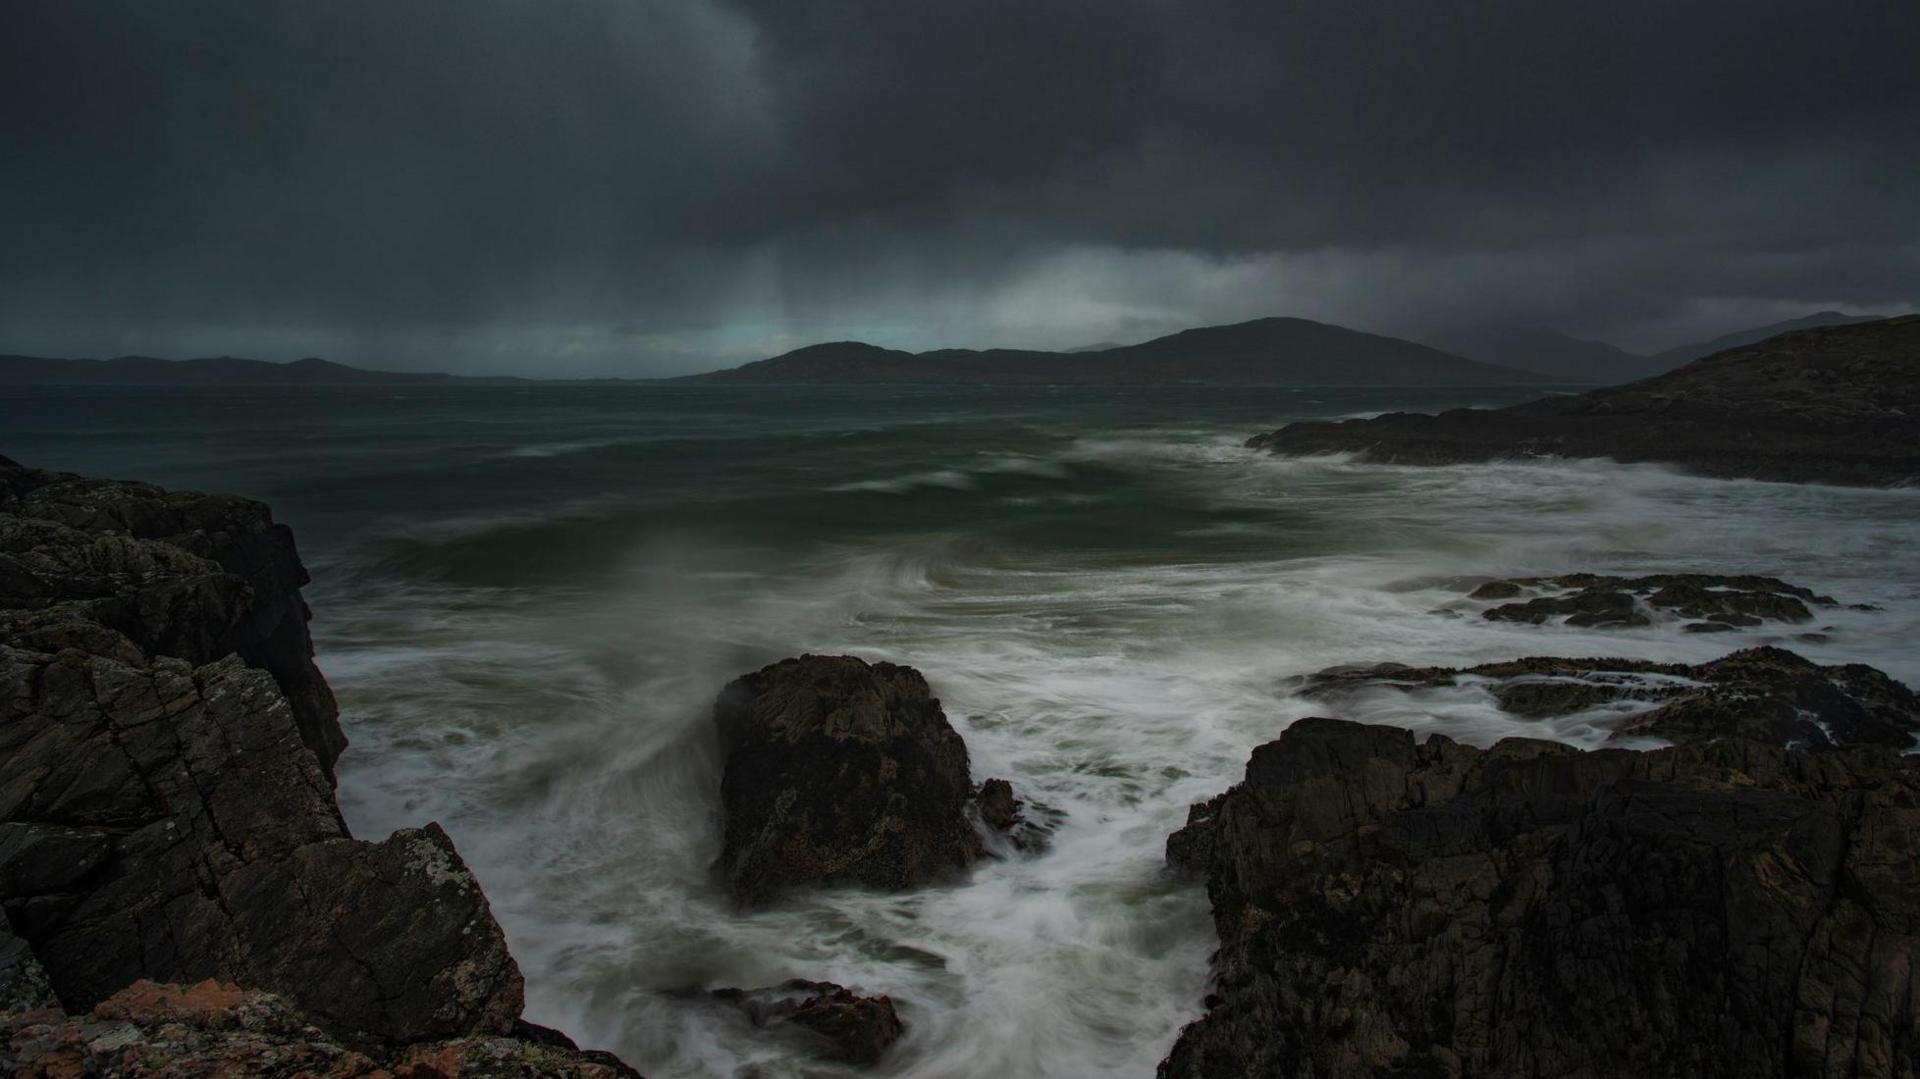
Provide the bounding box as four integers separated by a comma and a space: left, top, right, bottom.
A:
0, 979, 642, 1077
1295, 645, 1920, 749
1248, 315, 1920, 486
712, 654, 989, 905
0, 461, 632, 1072
1162, 716, 1920, 1078
0, 460, 344, 777
712, 979, 904, 1065
1448, 572, 1848, 632
3, 597, 521, 1043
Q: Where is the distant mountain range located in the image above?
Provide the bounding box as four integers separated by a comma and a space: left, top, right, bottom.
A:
682, 311, 1894, 386
0, 310, 1893, 386
676, 317, 1552, 386
1420, 311, 1881, 384
0, 354, 503, 386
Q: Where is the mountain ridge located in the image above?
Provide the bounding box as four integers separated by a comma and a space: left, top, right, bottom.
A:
4, 311, 1897, 386
677, 316, 1555, 386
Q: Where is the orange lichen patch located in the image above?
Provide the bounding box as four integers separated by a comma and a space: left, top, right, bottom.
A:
391, 1043, 471, 1077
14, 1047, 87, 1079
92, 979, 255, 1022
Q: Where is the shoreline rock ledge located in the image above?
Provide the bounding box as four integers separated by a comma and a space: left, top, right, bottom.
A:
1, 459, 637, 1076
1246, 315, 1920, 486
1163, 662, 1920, 1078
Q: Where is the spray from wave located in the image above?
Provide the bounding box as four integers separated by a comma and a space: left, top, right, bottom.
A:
305, 412, 1916, 1077
25, 383, 1908, 1077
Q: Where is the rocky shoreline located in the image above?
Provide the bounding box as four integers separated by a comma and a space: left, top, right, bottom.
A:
1160, 717, 1920, 1077
1248, 316, 1920, 486
1160, 644, 1920, 1074
1, 457, 637, 1075
0, 460, 1036, 1074
9, 455, 1920, 1076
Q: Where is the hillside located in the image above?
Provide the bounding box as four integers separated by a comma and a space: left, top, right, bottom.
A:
678, 317, 1553, 386
1423, 327, 1665, 383
1425, 312, 1895, 384
1647, 310, 1882, 369
1248, 316, 1919, 486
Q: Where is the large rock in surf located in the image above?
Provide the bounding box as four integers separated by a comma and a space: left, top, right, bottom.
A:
712, 979, 905, 1065
713, 654, 983, 905
0, 460, 632, 1071
1247, 315, 1920, 486
1163, 716, 1920, 1078
1297, 645, 1920, 749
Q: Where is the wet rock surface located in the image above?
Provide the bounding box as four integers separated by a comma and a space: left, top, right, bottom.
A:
712, 654, 989, 905
0, 979, 642, 1077
1162, 717, 1920, 1078
971, 777, 1060, 854
713, 979, 904, 1065
1296, 645, 1920, 749
1450, 572, 1847, 632
0, 460, 345, 777
1247, 315, 1920, 486
3, 608, 523, 1042
0, 462, 632, 1071
0, 923, 54, 1015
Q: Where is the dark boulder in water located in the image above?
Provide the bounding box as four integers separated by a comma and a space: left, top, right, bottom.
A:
1295, 645, 1920, 749
713, 979, 905, 1065
712, 654, 986, 905
971, 776, 1061, 853
974, 777, 1023, 831
1162, 717, 1920, 1077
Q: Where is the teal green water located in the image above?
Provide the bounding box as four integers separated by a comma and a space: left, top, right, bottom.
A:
7, 383, 1917, 1076
3, 383, 1543, 583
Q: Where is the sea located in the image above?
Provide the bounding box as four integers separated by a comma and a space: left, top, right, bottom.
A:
7, 382, 1918, 1077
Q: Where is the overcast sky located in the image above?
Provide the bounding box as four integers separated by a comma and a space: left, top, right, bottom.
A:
3, 1, 1916, 376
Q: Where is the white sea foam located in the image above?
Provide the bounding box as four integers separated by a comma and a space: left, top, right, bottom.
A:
827, 453, 1075, 495
322, 420, 1920, 1078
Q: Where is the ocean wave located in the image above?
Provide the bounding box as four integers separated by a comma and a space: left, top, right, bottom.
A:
288, 393, 1920, 1077
826, 453, 1075, 495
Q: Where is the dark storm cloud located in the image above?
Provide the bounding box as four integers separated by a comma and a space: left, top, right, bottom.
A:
1, 0, 1915, 374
